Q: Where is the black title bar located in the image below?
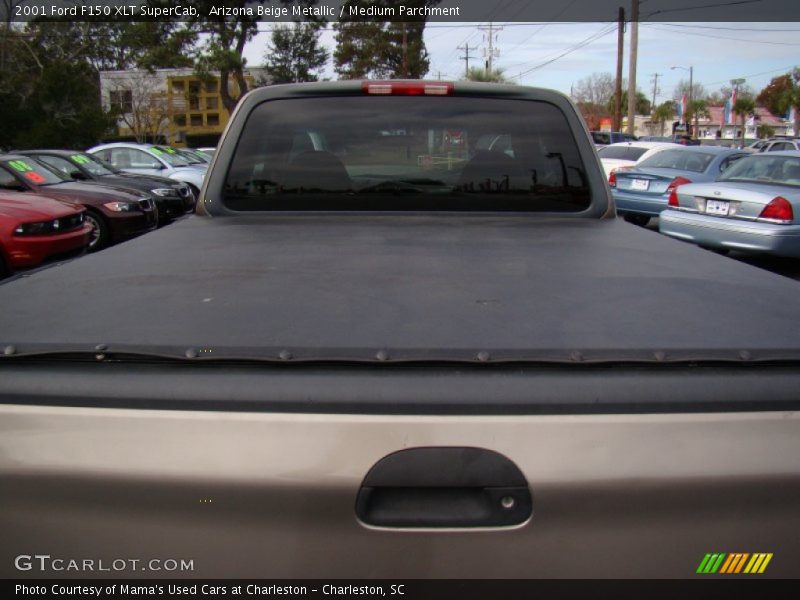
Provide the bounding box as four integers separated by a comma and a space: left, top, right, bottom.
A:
4, 0, 800, 23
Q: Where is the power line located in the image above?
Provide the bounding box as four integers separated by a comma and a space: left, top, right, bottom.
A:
644, 0, 763, 19
644, 23, 800, 46
503, 1, 580, 56
507, 23, 616, 73
511, 24, 617, 80
653, 23, 800, 33
703, 65, 799, 87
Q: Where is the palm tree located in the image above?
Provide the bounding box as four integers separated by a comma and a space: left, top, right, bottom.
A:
733, 97, 756, 146
652, 101, 675, 136
687, 99, 710, 138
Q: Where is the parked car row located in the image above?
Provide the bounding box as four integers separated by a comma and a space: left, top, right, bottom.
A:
608, 144, 800, 258
596, 141, 681, 177
746, 137, 800, 153
0, 143, 212, 279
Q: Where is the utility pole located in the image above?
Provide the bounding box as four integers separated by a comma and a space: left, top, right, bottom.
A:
614, 6, 625, 132
478, 22, 502, 76
627, 0, 639, 137
458, 44, 478, 78
650, 72, 661, 115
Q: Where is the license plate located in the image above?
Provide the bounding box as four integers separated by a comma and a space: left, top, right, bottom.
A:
706, 200, 730, 216
630, 179, 649, 191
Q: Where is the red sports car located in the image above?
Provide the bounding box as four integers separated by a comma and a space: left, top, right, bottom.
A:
0, 155, 157, 251
0, 191, 90, 279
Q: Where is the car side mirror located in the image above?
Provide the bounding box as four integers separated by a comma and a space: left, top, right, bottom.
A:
70, 170, 88, 180
0, 182, 26, 192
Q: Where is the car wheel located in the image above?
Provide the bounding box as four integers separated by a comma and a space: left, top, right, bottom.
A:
85, 211, 110, 252
623, 214, 650, 227
186, 184, 201, 213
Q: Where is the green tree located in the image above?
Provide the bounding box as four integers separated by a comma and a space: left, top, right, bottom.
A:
757, 69, 800, 136
757, 124, 775, 139
188, 1, 288, 113
16, 21, 195, 72
607, 90, 650, 116
652, 101, 676, 137
687, 99, 710, 138
334, 1, 438, 79
463, 67, 513, 83
733, 96, 756, 144
265, 22, 328, 84
757, 74, 794, 116
0, 27, 112, 148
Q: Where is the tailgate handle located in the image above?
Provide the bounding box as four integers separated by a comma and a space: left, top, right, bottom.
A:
355, 447, 532, 528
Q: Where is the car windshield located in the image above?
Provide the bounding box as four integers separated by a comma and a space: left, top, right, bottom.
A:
150, 146, 192, 167
597, 146, 648, 160
718, 155, 800, 187
637, 149, 714, 173
223, 96, 591, 212
3, 158, 67, 185
70, 153, 114, 176
176, 149, 207, 165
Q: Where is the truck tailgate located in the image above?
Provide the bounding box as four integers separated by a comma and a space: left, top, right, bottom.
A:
2, 399, 800, 578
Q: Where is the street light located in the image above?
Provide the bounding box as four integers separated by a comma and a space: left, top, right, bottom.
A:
671, 65, 693, 136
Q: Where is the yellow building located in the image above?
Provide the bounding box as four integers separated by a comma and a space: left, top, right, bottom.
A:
100, 68, 268, 147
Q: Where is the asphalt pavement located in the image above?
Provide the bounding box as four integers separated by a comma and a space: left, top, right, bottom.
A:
644, 217, 800, 282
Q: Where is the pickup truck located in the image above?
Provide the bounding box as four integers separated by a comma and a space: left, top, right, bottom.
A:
1, 80, 799, 579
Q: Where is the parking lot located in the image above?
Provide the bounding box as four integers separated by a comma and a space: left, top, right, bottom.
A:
643, 217, 800, 281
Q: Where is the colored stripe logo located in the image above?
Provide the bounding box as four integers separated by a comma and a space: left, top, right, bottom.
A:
696, 553, 772, 574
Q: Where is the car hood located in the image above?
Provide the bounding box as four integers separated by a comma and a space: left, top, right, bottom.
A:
1, 215, 799, 363
0, 194, 79, 221
34, 181, 147, 205
111, 172, 183, 187
97, 175, 177, 193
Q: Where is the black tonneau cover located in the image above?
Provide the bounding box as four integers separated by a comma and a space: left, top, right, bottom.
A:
1, 215, 799, 363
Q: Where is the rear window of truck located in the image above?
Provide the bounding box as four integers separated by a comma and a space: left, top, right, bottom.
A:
223, 96, 591, 212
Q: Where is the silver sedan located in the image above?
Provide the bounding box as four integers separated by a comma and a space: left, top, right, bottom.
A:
659, 151, 800, 258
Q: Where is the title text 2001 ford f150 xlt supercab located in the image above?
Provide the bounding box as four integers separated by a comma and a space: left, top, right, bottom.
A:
1, 81, 799, 578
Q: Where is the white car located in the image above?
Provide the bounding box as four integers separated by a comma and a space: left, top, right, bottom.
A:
598, 141, 682, 179
87, 143, 207, 196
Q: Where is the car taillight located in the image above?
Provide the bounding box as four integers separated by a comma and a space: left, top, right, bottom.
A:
666, 176, 691, 208
758, 196, 794, 223
666, 176, 692, 196
361, 81, 454, 96
608, 170, 617, 187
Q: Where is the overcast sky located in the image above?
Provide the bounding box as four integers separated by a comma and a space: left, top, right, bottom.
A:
242, 22, 800, 105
